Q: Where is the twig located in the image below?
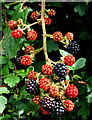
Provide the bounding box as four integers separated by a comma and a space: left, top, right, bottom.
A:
13, 62, 17, 74
3, 7, 7, 27
13, 62, 18, 94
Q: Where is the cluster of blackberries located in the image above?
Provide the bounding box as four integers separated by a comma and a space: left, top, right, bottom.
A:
54, 63, 68, 82
39, 97, 65, 116
67, 41, 80, 54
26, 79, 40, 95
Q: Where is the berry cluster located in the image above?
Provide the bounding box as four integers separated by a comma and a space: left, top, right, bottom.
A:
53, 31, 63, 42
11, 29, 22, 39
26, 79, 40, 95
24, 46, 34, 54
39, 77, 50, 91
42, 64, 52, 75
64, 54, 75, 66
67, 41, 80, 54
12, 5, 81, 117
28, 70, 37, 80
21, 55, 32, 66
27, 30, 38, 41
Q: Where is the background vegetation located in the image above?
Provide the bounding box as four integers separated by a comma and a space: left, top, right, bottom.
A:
0, 1, 92, 120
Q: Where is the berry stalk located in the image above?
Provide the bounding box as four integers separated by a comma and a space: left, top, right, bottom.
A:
41, 0, 49, 63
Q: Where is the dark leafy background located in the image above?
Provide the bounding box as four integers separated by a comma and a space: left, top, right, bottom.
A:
0, 1, 92, 120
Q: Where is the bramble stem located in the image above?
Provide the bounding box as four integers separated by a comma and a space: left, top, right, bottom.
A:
41, 0, 49, 63
41, 0, 56, 65
22, 20, 41, 31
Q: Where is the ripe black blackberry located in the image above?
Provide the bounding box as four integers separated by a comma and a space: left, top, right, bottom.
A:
50, 100, 65, 116
54, 63, 67, 77
67, 41, 80, 54
40, 96, 55, 111
26, 80, 40, 95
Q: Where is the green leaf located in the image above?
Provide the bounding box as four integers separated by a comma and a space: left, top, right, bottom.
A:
0, 96, 7, 113
2, 29, 21, 58
0, 87, 10, 94
74, 4, 88, 16
87, 92, 92, 103
77, 105, 90, 120
13, 3, 29, 23
79, 30, 91, 40
2, 3, 29, 58
0, 56, 8, 64
47, 40, 59, 53
59, 49, 70, 57
1, 64, 9, 76
8, 60, 14, 69
86, 76, 92, 92
4, 75, 20, 87
26, 66, 34, 74
73, 58, 86, 70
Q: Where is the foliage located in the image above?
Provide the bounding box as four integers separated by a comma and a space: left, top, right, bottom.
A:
0, 1, 92, 120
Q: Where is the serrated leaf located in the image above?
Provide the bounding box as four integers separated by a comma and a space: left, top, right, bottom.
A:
2, 29, 21, 58
4, 75, 20, 87
0, 96, 7, 113
73, 58, 86, 70
74, 4, 88, 16
47, 40, 59, 53
0, 87, 10, 94
59, 49, 70, 57
87, 92, 92, 103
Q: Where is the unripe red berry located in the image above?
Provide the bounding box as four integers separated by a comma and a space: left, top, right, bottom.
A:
40, 106, 50, 115
65, 32, 73, 41
44, 17, 52, 25
64, 100, 74, 111
30, 12, 39, 20
48, 9, 56, 16
39, 77, 50, 91
64, 54, 75, 66
24, 46, 34, 54
8, 20, 17, 30
33, 96, 40, 105
21, 55, 32, 66
53, 31, 63, 42
11, 29, 22, 39
28, 70, 37, 80
27, 30, 37, 41
66, 84, 78, 98
42, 64, 53, 75
49, 86, 58, 97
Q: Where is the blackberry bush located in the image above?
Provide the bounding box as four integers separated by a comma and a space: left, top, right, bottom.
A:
1, 1, 89, 120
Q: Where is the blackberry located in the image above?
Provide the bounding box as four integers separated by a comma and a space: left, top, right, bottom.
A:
26, 80, 40, 95
67, 41, 80, 54
17, 56, 22, 65
40, 96, 55, 111
54, 63, 67, 77
50, 100, 65, 116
